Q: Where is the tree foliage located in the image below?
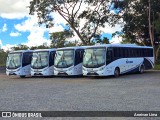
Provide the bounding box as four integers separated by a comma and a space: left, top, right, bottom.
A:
0, 49, 8, 66
50, 29, 74, 48
11, 44, 29, 51
113, 0, 160, 61
30, 44, 50, 50
29, 0, 113, 45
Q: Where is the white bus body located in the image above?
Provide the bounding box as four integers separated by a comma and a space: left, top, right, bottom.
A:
6, 50, 33, 78
83, 44, 154, 77
54, 46, 87, 76
31, 49, 56, 76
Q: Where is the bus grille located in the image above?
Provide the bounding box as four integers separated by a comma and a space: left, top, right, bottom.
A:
87, 72, 99, 76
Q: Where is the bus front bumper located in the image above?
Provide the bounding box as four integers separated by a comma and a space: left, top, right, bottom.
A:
6, 68, 21, 76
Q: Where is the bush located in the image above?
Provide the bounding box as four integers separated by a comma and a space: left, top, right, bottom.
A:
154, 63, 160, 70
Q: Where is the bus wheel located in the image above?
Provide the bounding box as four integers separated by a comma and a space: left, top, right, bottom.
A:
114, 67, 120, 77
139, 65, 145, 74
20, 75, 26, 78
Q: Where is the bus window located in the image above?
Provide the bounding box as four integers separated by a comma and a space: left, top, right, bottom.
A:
124, 48, 128, 58
106, 48, 113, 61
49, 51, 55, 66
22, 52, 32, 67
75, 49, 84, 65
113, 47, 120, 59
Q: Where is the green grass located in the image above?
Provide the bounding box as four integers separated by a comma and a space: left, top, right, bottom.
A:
154, 63, 160, 70
0, 64, 5, 67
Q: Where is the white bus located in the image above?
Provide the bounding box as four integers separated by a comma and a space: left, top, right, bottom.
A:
54, 46, 87, 76
83, 44, 154, 77
31, 49, 56, 76
6, 50, 33, 78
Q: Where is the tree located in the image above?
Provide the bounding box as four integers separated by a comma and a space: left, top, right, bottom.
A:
29, 0, 113, 45
30, 44, 50, 50
94, 36, 110, 44
11, 44, 29, 51
0, 49, 8, 66
50, 29, 74, 48
65, 40, 80, 47
112, 0, 160, 62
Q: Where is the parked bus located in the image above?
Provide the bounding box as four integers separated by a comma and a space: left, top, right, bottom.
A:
6, 50, 33, 78
83, 44, 154, 77
31, 49, 56, 76
54, 46, 87, 76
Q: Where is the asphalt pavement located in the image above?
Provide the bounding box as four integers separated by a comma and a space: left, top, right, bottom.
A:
0, 70, 160, 119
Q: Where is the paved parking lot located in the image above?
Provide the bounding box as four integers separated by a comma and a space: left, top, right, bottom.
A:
0, 70, 160, 112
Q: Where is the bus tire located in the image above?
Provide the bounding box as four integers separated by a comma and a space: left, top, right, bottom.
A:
139, 65, 145, 74
20, 75, 26, 78
114, 67, 120, 77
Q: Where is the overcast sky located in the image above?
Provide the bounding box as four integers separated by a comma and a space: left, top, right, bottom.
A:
0, 0, 122, 50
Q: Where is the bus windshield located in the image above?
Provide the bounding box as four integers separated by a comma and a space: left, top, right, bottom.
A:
6, 52, 22, 69
54, 49, 74, 68
31, 51, 49, 69
83, 48, 106, 68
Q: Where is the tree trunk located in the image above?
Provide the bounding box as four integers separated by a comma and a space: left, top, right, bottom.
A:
72, 27, 88, 45
148, 0, 156, 63
148, 0, 154, 47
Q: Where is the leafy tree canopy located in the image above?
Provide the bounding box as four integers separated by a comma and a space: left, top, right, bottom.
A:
29, 0, 115, 45
50, 29, 74, 48
11, 44, 29, 51
112, 0, 160, 46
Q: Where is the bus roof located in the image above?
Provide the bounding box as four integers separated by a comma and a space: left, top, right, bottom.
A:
33, 48, 56, 52
86, 44, 153, 49
9, 50, 33, 53
56, 46, 89, 50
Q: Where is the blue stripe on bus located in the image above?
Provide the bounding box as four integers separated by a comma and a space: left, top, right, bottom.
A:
145, 57, 154, 66
121, 62, 142, 74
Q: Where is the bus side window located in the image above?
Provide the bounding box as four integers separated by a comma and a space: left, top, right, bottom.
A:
119, 48, 124, 58
23, 52, 32, 66
113, 47, 119, 59
51, 51, 55, 61
79, 49, 84, 61
149, 49, 153, 57
75, 49, 81, 65
106, 48, 113, 62
49, 51, 55, 66
29, 52, 32, 62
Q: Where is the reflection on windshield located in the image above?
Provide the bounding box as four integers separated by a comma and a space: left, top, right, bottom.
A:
83, 48, 106, 68
31, 51, 49, 69
6, 53, 22, 69
54, 50, 74, 68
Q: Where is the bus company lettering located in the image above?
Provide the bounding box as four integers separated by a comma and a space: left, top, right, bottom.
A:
126, 60, 133, 64
12, 112, 42, 118
134, 113, 158, 117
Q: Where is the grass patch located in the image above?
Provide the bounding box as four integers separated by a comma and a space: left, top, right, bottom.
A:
154, 63, 160, 70
0, 64, 5, 67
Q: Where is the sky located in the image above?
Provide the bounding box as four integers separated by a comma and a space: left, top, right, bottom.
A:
0, 0, 123, 51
